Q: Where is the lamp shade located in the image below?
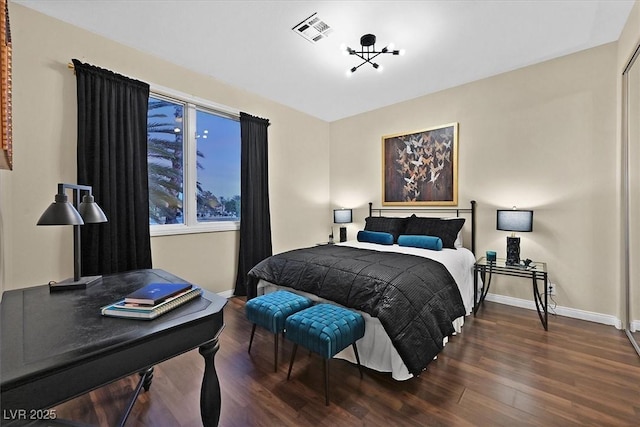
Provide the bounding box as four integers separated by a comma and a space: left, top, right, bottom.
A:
37, 193, 84, 225
333, 208, 352, 224
78, 194, 108, 223
496, 209, 533, 232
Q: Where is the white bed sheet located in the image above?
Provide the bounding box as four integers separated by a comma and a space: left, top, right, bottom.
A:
256, 240, 476, 381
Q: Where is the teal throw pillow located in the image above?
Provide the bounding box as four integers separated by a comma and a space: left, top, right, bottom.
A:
397, 235, 443, 251
357, 230, 394, 245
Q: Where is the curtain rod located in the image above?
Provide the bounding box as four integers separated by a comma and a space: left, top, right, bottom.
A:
66, 60, 240, 117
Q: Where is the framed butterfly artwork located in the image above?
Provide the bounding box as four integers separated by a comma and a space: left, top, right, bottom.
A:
382, 123, 458, 206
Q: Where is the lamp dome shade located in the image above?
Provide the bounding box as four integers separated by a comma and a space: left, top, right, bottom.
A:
37, 193, 84, 225
78, 194, 108, 223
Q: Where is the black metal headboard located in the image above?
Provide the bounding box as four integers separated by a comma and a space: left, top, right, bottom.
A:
368, 201, 477, 254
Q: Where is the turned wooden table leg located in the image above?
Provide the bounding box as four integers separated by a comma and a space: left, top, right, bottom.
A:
141, 367, 154, 391
199, 339, 221, 427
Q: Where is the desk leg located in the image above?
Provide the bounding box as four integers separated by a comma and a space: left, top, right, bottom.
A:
117, 367, 153, 427
199, 339, 221, 427
142, 366, 154, 391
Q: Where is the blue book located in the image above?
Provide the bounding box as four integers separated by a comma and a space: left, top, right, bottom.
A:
124, 282, 193, 306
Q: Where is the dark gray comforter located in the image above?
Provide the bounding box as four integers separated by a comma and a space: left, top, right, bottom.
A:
248, 245, 466, 376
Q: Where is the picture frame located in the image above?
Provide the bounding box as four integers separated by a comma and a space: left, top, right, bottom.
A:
382, 123, 458, 206
0, 0, 12, 170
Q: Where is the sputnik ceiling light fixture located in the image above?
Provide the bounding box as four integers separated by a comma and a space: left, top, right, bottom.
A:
342, 33, 404, 75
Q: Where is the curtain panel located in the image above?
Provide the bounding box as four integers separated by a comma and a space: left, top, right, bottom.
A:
234, 112, 272, 299
73, 59, 152, 275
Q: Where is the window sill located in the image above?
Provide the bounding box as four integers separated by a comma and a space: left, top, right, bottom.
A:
150, 221, 240, 237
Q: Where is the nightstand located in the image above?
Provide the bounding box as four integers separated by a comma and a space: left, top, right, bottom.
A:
474, 256, 549, 330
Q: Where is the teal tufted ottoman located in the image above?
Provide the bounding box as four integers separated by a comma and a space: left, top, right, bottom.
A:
285, 303, 365, 405
245, 290, 313, 372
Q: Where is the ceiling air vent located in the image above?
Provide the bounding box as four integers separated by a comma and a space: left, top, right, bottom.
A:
292, 13, 333, 43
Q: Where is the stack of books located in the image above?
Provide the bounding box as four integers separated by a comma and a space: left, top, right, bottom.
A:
101, 282, 202, 320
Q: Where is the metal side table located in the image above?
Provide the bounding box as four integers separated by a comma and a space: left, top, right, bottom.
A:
474, 257, 549, 330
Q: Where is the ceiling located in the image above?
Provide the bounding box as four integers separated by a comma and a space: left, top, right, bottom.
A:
13, 0, 636, 122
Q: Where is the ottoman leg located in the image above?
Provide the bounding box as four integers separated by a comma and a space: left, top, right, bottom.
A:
352, 343, 363, 379
287, 343, 298, 380
324, 358, 330, 406
248, 324, 257, 354
273, 333, 279, 372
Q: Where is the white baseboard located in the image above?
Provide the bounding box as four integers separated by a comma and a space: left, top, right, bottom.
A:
217, 288, 638, 332
484, 293, 624, 329
218, 289, 235, 299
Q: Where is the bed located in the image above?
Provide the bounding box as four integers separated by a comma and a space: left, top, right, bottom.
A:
249, 201, 477, 381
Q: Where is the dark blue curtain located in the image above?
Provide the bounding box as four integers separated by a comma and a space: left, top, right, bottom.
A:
234, 112, 272, 299
73, 59, 152, 275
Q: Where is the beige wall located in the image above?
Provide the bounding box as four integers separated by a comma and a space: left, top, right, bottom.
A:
0, 2, 636, 326
330, 43, 619, 317
0, 4, 330, 294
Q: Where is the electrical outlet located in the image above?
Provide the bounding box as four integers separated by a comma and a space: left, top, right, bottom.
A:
546, 283, 556, 296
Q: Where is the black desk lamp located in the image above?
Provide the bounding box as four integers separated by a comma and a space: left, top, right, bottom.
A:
333, 208, 352, 242
37, 183, 107, 291
497, 208, 533, 265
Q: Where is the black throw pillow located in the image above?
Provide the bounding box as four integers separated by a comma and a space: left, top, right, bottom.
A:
364, 216, 409, 243
404, 215, 465, 249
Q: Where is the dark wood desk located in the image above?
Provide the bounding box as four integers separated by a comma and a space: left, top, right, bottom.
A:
1, 269, 226, 426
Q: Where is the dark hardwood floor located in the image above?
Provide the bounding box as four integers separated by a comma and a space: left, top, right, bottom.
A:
53, 298, 640, 426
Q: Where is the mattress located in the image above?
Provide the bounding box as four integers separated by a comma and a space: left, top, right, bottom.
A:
257, 240, 476, 380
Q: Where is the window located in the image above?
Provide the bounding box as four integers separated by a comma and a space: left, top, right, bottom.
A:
147, 90, 241, 235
